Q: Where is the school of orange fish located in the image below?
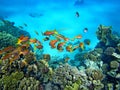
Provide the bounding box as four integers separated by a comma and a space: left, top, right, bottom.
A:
0, 29, 90, 64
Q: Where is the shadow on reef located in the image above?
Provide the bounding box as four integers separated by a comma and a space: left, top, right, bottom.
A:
0, 19, 120, 90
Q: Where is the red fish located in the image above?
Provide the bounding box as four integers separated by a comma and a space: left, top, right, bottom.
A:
79, 42, 84, 50
20, 49, 30, 55
35, 44, 43, 49
66, 45, 73, 52
71, 34, 82, 41
3, 46, 14, 51
1, 53, 12, 60
55, 34, 69, 41
17, 35, 29, 44
75, 35, 82, 39
29, 38, 38, 43
57, 42, 66, 51
49, 40, 58, 48
43, 30, 58, 36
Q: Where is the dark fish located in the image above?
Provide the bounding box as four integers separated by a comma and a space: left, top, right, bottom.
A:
43, 37, 49, 41
84, 39, 91, 45
83, 28, 88, 33
23, 23, 27, 27
76, 11, 80, 17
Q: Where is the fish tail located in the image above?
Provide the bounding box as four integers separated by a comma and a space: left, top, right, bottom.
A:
17, 41, 21, 45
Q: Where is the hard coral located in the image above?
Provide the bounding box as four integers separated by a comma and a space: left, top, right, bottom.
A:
18, 77, 40, 90
104, 47, 115, 55
96, 25, 112, 46
0, 71, 24, 90
0, 32, 17, 49
86, 68, 104, 81
24, 52, 36, 64
43, 54, 51, 61
91, 70, 104, 80
0, 19, 30, 38
52, 64, 82, 89
110, 61, 119, 69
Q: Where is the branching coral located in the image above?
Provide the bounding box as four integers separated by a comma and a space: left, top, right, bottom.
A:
18, 77, 40, 90
0, 71, 24, 90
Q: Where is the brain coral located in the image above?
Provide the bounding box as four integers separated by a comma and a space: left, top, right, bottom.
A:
110, 61, 119, 69
0, 32, 17, 49
104, 47, 115, 55
0, 19, 30, 38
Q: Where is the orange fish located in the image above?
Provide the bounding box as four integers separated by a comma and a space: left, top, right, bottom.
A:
0, 46, 14, 54
66, 45, 73, 52
71, 34, 82, 41
75, 35, 82, 39
9, 55, 20, 65
29, 38, 38, 43
17, 35, 29, 44
1, 53, 12, 60
20, 49, 30, 55
21, 43, 30, 49
55, 34, 69, 41
49, 40, 58, 48
79, 42, 84, 50
35, 44, 43, 49
0, 50, 3, 55
43, 30, 58, 36
3, 46, 14, 52
57, 42, 66, 51
63, 37, 69, 41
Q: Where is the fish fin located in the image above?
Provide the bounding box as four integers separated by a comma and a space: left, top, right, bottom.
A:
33, 45, 37, 51
53, 29, 59, 35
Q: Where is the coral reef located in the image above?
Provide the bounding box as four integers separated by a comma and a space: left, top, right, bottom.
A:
18, 77, 40, 90
104, 47, 115, 55
110, 61, 119, 69
52, 64, 82, 89
0, 19, 30, 38
0, 21, 120, 90
0, 32, 17, 48
0, 71, 24, 90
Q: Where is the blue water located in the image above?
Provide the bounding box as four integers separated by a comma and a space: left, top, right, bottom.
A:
0, 0, 120, 59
